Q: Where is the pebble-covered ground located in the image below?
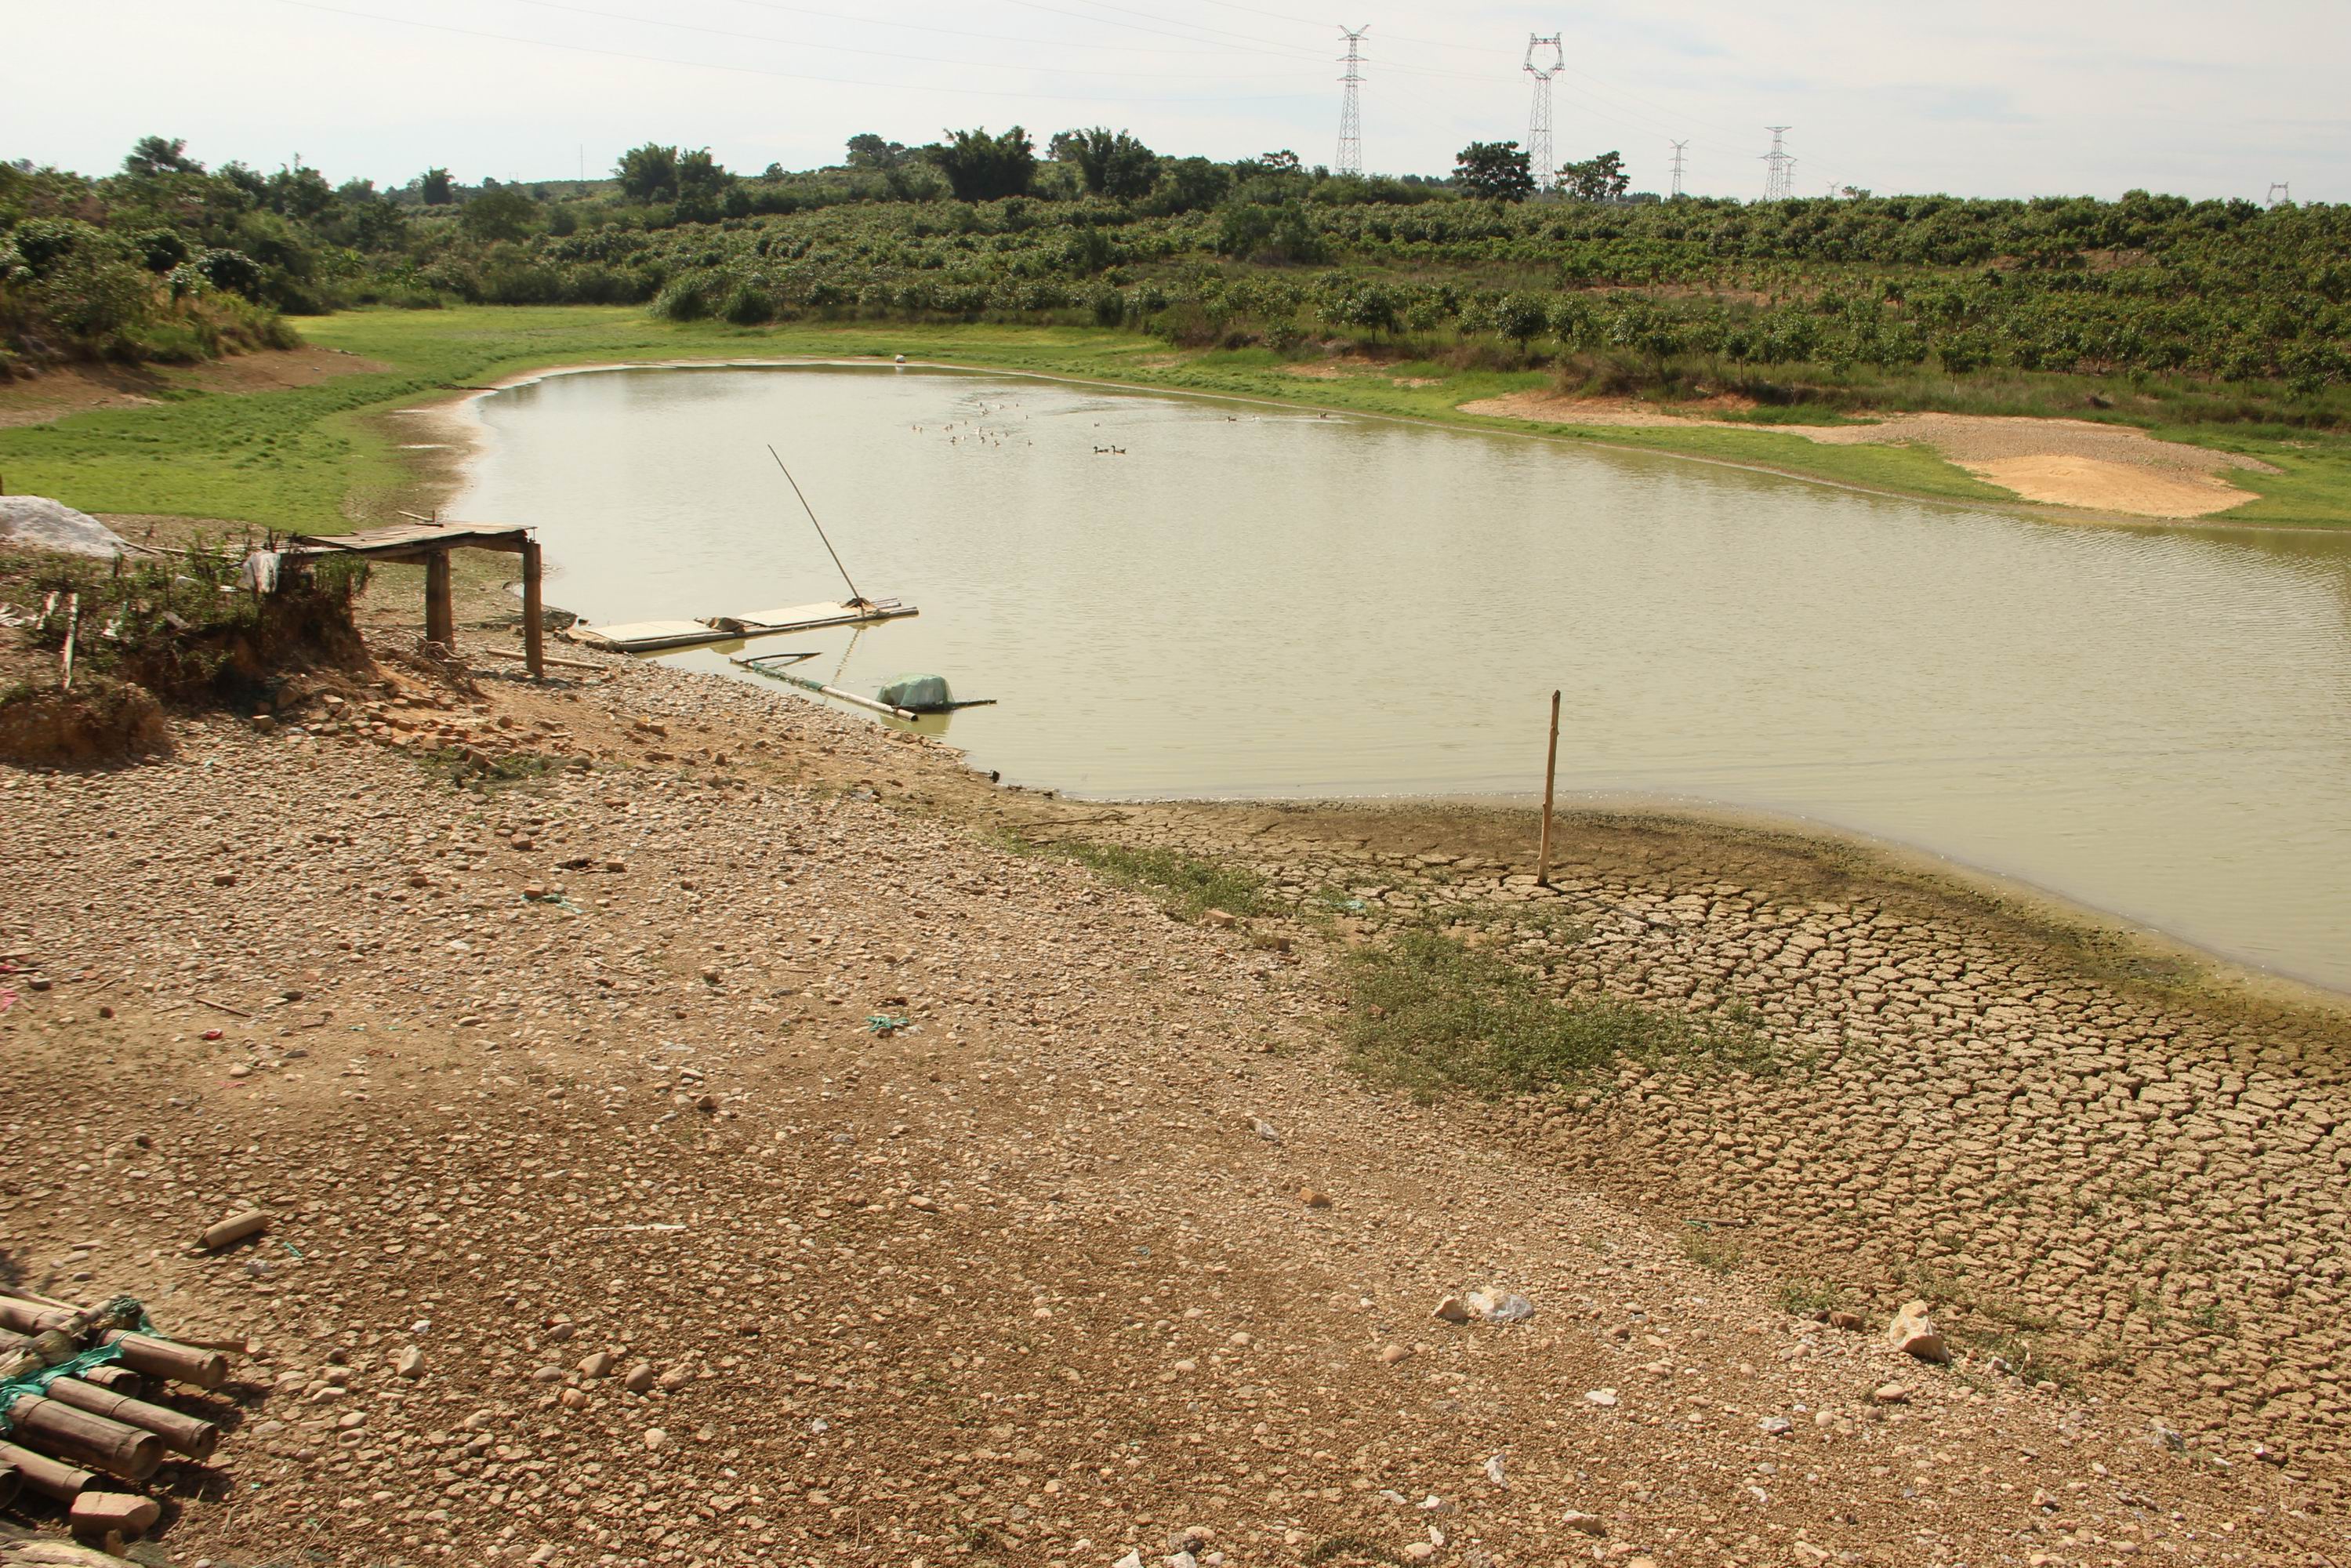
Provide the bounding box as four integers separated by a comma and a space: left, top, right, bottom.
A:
2, 634, 2343, 1566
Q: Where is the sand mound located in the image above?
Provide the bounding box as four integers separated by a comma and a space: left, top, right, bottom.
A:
0, 495, 131, 557
1961, 455, 2254, 517
1458, 395, 2277, 519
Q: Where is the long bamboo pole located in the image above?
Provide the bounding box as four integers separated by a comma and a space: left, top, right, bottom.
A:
0, 1299, 228, 1388
766, 445, 866, 607
1536, 689, 1561, 887
0, 1439, 92, 1501
2, 1395, 165, 1479
42, 1378, 220, 1460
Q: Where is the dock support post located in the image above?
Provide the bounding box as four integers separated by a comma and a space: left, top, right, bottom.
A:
424, 550, 454, 648
1536, 688, 1560, 887
521, 538, 546, 678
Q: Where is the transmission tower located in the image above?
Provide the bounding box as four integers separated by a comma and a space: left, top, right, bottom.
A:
1761, 125, 1794, 201
1668, 139, 1689, 198
2267, 181, 2292, 207
1336, 25, 1369, 178
1525, 34, 1564, 194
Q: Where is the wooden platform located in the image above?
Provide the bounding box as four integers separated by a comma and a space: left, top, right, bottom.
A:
569, 598, 918, 655
281, 517, 546, 674
564, 620, 739, 654
709, 599, 916, 636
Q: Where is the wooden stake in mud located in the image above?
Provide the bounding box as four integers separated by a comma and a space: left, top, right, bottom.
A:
1536, 688, 1561, 887
521, 537, 546, 678
60, 592, 78, 692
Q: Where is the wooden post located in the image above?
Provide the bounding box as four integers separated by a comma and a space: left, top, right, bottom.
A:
521, 537, 546, 678
424, 548, 455, 648
60, 593, 78, 692
1536, 688, 1561, 887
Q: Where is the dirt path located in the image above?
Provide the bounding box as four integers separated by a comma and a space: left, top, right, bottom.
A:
0, 346, 388, 429
2, 613, 2342, 1563
1458, 394, 2280, 520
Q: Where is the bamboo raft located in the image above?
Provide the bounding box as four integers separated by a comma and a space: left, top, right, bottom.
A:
0, 1290, 241, 1534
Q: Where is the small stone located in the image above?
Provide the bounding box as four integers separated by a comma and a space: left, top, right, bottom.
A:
623, 1362, 655, 1392
1378, 1343, 1413, 1365
1886, 1300, 1950, 1363
1584, 1388, 1618, 1407
1466, 1287, 1534, 1323
1758, 1415, 1794, 1437
1431, 1295, 1471, 1323
1827, 1310, 1863, 1330
1202, 909, 1237, 928
657, 1365, 691, 1390
1299, 1188, 1332, 1209
1562, 1512, 1607, 1537
579, 1351, 615, 1378
643, 1427, 668, 1450
1402, 1545, 1436, 1564
530, 1365, 563, 1384
1250, 1116, 1281, 1143
393, 1345, 425, 1379
1872, 1383, 1911, 1405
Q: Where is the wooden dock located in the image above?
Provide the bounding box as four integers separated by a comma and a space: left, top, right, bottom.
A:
283, 519, 547, 675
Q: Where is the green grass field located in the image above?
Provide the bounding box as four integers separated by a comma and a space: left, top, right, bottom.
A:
4, 305, 2348, 530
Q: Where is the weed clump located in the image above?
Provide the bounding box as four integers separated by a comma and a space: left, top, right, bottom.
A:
1344, 923, 1773, 1098
1056, 840, 1266, 922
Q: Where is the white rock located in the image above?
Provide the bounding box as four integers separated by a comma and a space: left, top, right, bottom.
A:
1886, 1300, 1950, 1363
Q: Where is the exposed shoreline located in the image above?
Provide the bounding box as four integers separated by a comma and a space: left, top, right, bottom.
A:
405, 351, 2351, 1010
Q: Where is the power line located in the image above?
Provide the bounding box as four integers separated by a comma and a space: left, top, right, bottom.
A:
1525, 34, 1563, 194
1762, 125, 1794, 201
500, 0, 1299, 81
261, 0, 1315, 103
1668, 138, 1689, 198
1336, 25, 1369, 177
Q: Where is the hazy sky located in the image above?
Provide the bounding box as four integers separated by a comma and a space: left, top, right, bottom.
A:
13, 0, 2347, 201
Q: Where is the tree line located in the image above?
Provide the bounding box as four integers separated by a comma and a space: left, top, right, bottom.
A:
3, 131, 2345, 422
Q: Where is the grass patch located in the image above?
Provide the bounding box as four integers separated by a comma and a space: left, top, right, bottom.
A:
1681, 1229, 1743, 1276
1343, 922, 1775, 1098
1058, 840, 1265, 921
416, 746, 567, 793
1775, 1278, 1848, 1316
6, 305, 2346, 536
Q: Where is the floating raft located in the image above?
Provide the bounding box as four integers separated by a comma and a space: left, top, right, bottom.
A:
567, 598, 916, 654
710, 598, 916, 636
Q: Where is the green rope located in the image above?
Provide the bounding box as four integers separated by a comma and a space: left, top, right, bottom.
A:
0, 1296, 164, 1436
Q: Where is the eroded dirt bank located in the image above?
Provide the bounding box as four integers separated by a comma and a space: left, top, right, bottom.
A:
3, 622, 2346, 1566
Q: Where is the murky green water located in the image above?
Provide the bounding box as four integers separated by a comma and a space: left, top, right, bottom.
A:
458, 364, 2351, 990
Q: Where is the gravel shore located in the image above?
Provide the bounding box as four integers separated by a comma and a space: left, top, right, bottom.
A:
3, 631, 2343, 1566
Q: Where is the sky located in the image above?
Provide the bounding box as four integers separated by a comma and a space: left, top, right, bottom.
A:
10, 0, 2348, 202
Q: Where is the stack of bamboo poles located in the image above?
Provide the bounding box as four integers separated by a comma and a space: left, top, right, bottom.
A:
0, 1290, 235, 1519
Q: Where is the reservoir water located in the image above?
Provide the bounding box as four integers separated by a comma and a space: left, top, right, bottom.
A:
456, 364, 2351, 991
